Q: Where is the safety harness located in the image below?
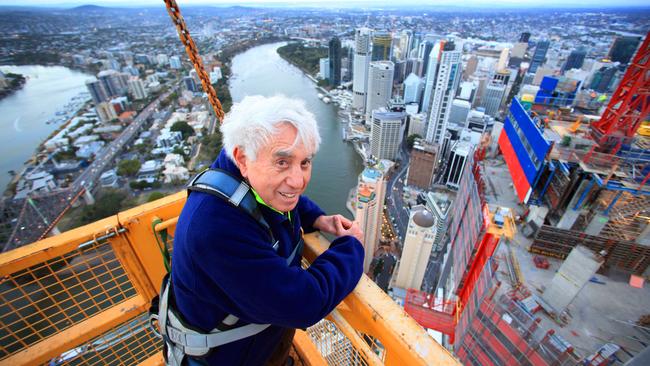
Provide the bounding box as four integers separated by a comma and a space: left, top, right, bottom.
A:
149, 168, 303, 366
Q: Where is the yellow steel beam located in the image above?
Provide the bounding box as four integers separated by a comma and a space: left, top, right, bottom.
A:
139, 351, 165, 366
116, 191, 186, 300
292, 330, 328, 366
327, 309, 383, 365
0, 296, 148, 366
303, 233, 460, 366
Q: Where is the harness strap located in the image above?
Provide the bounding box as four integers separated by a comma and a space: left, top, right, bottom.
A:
187, 168, 272, 233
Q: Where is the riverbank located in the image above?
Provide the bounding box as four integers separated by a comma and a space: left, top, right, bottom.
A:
0, 72, 26, 101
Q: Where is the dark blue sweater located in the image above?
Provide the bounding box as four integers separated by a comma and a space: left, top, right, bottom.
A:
171, 149, 364, 365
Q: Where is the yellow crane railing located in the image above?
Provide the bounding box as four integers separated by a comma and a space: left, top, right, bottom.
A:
0, 192, 459, 366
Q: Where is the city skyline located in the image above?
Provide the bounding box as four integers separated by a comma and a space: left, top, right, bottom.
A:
3, 0, 650, 8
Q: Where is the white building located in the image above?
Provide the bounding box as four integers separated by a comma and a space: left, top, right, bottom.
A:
128, 77, 148, 100
352, 28, 372, 112
319, 58, 330, 80
423, 41, 462, 148
100, 169, 119, 188
365, 61, 394, 116
163, 165, 190, 183
157, 54, 169, 66
76, 141, 105, 159
370, 110, 405, 161
394, 206, 436, 290
425, 190, 453, 251
156, 131, 183, 148
169, 55, 182, 70
403, 73, 424, 106
407, 113, 427, 137
355, 160, 392, 272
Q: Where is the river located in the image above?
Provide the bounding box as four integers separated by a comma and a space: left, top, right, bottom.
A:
229, 42, 363, 218
0, 65, 92, 190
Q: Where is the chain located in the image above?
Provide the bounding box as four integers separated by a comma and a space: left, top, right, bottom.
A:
163, 0, 225, 122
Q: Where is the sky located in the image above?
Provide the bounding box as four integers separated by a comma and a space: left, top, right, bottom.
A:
1, 0, 649, 8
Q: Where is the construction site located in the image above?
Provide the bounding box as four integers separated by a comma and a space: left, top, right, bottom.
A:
403, 33, 650, 366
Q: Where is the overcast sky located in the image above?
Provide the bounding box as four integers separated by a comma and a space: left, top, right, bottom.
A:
2, 0, 649, 8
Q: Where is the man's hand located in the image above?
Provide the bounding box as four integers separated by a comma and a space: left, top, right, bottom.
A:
313, 215, 364, 243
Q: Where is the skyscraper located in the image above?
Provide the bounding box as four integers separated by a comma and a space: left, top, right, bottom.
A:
353, 28, 372, 112
370, 110, 405, 161
97, 70, 127, 97
608, 36, 641, 64
355, 162, 391, 272
319, 58, 330, 80
519, 32, 531, 43
394, 206, 436, 290
407, 139, 437, 189
529, 40, 550, 74
590, 65, 618, 93
398, 30, 413, 61
423, 41, 462, 146
418, 41, 434, 79
445, 141, 472, 189
128, 77, 147, 100
366, 61, 395, 115
482, 83, 506, 118
86, 80, 109, 104
371, 32, 392, 61
562, 47, 587, 73
449, 99, 471, 126
403, 73, 424, 105
328, 37, 342, 87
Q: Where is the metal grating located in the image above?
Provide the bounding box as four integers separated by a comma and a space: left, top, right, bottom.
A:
307, 319, 381, 365
48, 312, 162, 366
0, 239, 137, 360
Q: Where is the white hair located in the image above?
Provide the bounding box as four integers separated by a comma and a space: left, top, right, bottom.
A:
221, 95, 321, 161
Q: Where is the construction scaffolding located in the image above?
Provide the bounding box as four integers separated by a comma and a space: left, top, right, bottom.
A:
531, 225, 650, 274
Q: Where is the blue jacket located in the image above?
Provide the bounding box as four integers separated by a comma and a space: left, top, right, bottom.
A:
171, 149, 364, 365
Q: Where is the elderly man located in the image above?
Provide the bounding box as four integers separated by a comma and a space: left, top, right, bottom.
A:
168, 95, 364, 366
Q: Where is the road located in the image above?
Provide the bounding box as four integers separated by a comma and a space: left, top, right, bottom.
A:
72, 84, 180, 192
386, 142, 411, 243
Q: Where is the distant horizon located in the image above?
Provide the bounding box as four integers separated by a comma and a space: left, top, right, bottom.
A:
2, 0, 650, 10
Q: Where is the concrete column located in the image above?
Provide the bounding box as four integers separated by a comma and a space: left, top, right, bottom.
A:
557, 180, 590, 230
585, 214, 608, 236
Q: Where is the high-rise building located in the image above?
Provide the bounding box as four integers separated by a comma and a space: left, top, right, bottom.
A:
445, 141, 472, 189
529, 40, 550, 74
328, 37, 342, 87
407, 113, 427, 137
169, 55, 182, 70
423, 41, 462, 146
519, 32, 531, 43
482, 83, 506, 118
371, 32, 392, 61
96, 101, 118, 123
353, 28, 372, 112
86, 80, 109, 104
370, 110, 405, 161
403, 73, 424, 105
319, 58, 330, 80
562, 47, 587, 73
424, 189, 453, 252
355, 162, 391, 272
418, 41, 434, 78
497, 48, 509, 72
608, 36, 642, 64
407, 139, 437, 189
590, 65, 618, 93
449, 99, 471, 127
394, 206, 436, 290
183, 76, 199, 93
398, 30, 413, 61
128, 77, 147, 100
404, 58, 421, 77
366, 61, 395, 115
97, 70, 127, 97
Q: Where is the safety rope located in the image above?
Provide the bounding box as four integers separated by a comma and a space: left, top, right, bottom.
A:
163, 0, 225, 122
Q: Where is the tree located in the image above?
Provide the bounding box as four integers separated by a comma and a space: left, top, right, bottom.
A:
117, 159, 141, 177
147, 191, 165, 202
78, 189, 127, 225
171, 121, 195, 140
406, 134, 422, 149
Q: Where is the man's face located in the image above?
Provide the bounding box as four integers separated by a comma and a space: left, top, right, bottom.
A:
235, 123, 313, 212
